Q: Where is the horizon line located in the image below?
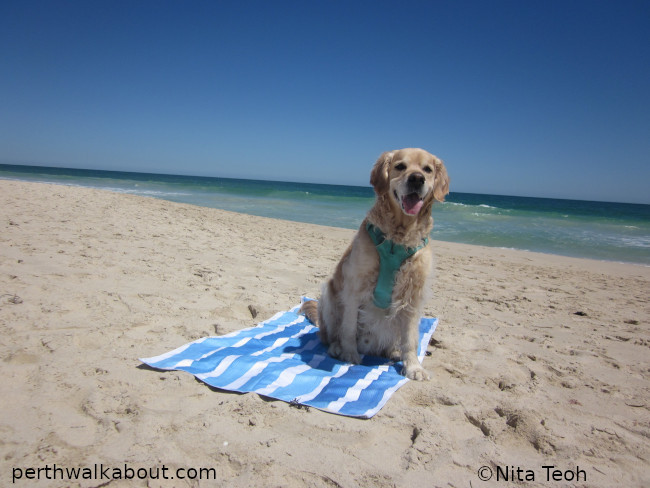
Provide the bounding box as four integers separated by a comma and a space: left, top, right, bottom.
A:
1, 161, 648, 207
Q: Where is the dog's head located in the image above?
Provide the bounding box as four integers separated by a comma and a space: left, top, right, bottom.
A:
370, 148, 449, 217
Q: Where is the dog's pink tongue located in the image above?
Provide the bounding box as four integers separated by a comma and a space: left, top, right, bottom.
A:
402, 193, 423, 215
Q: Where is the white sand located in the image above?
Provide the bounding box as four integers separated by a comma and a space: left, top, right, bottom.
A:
1, 180, 648, 487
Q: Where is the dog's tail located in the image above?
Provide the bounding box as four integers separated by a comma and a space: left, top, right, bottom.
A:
300, 300, 319, 326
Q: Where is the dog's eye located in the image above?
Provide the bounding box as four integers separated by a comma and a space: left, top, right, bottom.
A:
423, 166, 433, 174
394, 163, 407, 171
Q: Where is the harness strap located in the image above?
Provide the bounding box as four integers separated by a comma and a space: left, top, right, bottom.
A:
366, 222, 429, 309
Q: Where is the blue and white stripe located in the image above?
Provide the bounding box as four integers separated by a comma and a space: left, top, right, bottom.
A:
140, 300, 438, 418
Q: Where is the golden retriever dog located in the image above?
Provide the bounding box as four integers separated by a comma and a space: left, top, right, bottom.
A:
301, 148, 449, 380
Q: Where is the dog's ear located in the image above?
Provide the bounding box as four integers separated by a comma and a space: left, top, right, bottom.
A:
370, 151, 393, 195
433, 157, 450, 202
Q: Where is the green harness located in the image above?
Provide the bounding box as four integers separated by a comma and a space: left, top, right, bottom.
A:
366, 222, 429, 310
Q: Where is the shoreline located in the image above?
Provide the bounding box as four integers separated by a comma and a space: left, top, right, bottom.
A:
1, 180, 648, 487
1, 176, 648, 267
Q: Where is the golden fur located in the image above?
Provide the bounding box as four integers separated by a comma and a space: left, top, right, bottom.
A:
301, 148, 449, 380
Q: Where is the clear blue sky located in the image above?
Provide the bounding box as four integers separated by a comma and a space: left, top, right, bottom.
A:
1, 0, 649, 203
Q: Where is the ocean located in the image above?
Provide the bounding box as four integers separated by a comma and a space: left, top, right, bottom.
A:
1, 164, 649, 265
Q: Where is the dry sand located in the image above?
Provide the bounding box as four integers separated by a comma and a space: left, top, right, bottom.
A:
0, 179, 648, 487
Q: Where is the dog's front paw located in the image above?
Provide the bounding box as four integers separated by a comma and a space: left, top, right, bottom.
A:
402, 364, 430, 381
328, 342, 361, 364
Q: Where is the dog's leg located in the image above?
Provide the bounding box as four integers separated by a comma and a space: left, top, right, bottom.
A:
400, 315, 430, 380
316, 283, 334, 345
328, 292, 361, 364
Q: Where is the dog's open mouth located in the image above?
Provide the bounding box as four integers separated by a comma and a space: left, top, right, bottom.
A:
400, 192, 424, 215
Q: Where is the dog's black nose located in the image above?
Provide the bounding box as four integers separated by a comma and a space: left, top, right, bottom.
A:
408, 172, 425, 187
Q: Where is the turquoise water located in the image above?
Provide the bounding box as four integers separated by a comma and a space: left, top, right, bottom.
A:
1, 164, 649, 265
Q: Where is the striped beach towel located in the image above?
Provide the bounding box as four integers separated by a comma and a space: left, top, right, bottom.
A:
140, 299, 437, 418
